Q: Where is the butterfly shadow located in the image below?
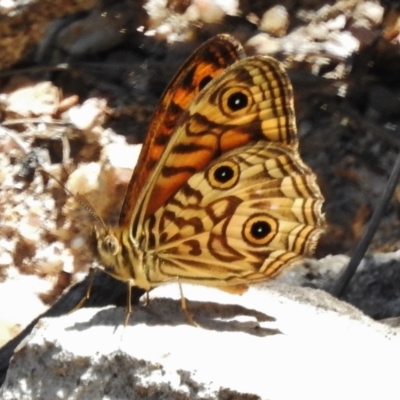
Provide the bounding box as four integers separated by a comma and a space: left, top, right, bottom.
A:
69, 297, 281, 337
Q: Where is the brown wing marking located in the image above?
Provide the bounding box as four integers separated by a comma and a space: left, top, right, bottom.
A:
144, 56, 298, 217
119, 34, 244, 226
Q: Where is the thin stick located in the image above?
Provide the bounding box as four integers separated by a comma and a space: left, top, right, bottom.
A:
332, 150, 400, 297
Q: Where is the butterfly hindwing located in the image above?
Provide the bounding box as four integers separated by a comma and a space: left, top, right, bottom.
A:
144, 141, 324, 290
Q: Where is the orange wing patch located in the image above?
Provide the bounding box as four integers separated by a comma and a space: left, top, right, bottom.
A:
119, 34, 244, 226
145, 57, 298, 217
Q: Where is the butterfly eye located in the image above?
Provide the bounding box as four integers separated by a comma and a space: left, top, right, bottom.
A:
207, 160, 240, 189
199, 75, 213, 91
219, 86, 253, 115
102, 235, 120, 256
243, 215, 277, 246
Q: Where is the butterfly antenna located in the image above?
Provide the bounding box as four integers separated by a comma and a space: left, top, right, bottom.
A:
40, 168, 108, 232
332, 150, 400, 297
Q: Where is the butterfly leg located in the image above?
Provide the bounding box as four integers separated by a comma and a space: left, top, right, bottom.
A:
143, 291, 150, 306
68, 267, 97, 314
124, 280, 134, 325
178, 280, 200, 327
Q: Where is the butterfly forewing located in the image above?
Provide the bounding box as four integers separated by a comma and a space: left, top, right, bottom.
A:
138, 56, 300, 222
119, 34, 245, 227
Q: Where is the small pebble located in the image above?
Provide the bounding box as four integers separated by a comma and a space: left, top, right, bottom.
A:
260, 5, 289, 37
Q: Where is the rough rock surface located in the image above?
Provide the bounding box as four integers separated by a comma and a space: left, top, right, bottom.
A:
1, 283, 399, 400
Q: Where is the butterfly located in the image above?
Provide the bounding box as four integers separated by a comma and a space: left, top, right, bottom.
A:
94, 34, 325, 321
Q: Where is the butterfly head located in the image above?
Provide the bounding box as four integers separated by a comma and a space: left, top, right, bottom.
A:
95, 225, 132, 281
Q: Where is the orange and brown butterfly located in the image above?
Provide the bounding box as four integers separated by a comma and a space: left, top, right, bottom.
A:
94, 34, 325, 318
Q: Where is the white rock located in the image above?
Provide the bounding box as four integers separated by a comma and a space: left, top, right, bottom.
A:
187, 0, 226, 24
0, 274, 50, 328
0, 251, 13, 267
66, 98, 107, 131
325, 14, 347, 31
260, 5, 289, 37
102, 143, 141, 170
3, 78, 59, 117
1, 283, 399, 399
245, 33, 281, 55
325, 31, 360, 58
18, 221, 41, 244
65, 162, 101, 196
353, 2, 384, 27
